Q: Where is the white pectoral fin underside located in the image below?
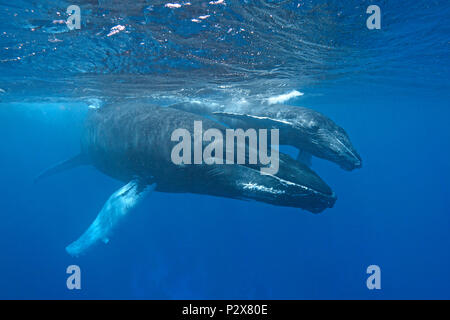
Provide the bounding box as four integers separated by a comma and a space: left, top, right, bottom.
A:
66, 180, 156, 257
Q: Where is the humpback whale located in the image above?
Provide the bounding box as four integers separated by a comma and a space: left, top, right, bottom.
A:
36, 103, 336, 256
169, 102, 362, 171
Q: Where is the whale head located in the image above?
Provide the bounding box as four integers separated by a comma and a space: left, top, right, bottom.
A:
287, 107, 362, 171
312, 122, 362, 171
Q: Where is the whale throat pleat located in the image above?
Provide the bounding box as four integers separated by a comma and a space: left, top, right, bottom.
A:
65, 180, 155, 257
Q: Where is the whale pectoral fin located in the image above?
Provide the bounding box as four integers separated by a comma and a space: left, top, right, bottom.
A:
34, 154, 89, 183
296, 149, 312, 167
66, 180, 156, 257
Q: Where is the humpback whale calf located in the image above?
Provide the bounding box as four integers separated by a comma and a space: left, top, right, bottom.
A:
36, 103, 336, 256
169, 102, 362, 171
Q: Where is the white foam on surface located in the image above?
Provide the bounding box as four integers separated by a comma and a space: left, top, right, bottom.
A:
266, 90, 304, 105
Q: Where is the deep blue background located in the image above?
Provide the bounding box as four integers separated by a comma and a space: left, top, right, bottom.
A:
0, 0, 449, 299
0, 82, 449, 299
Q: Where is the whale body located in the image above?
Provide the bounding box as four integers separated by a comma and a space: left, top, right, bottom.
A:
170, 102, 362, 171
37, 103, 336, 256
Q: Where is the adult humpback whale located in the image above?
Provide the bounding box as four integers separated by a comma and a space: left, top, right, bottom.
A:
36, 103, 336, 256
169, 102, 362, 171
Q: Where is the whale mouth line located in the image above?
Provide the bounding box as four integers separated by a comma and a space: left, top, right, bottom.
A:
262, 172, 335, 199
334, 136, 360, 163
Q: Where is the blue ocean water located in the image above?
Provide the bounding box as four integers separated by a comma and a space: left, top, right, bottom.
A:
0, 1, 449, 299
